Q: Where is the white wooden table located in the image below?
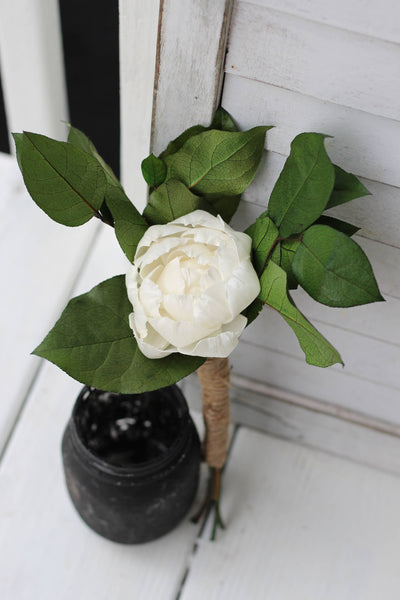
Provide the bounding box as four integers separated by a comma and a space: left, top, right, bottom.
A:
3, 152, 400, 599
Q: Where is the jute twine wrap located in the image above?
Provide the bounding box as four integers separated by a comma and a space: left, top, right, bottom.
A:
197, 357, 230, 469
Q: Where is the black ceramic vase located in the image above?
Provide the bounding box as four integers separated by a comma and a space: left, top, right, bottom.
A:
62, 384, 201, 544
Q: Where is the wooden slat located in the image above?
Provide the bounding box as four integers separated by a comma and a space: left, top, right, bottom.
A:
241, 306, 400, 392
0, 153, 98, 453
180, 428, 400, 599
119, 0, 161, 211
222, 73, 400, 189
0, 362, 204, 599
151, 0, 234, 155
231, 340, 400, 425
185, 373, 400, 471
226, 2, 400, 121
0, 0, 68, 144
246, 0, 400, 43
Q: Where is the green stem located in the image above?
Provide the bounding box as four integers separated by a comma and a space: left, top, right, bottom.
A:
191, 467, 226, 541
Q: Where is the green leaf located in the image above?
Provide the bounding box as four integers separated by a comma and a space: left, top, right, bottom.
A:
68, 125, 120, 187
104, 186, 148, 262
292, 225, 384, 307
165, 126, 270, 197
33, 275, 205, 393
141, 153, 167, 187
143, 179, 214, 225
327, 165, 370, 209
159, 125, 208, 160
210, 107, 239, 132
268, 133, 335, 237
273, 238, 300, 290
259, 261, 343, 367
66, 125, 149, 259
159, 108, 239, 161
316, 215, 359, 237
12, 132, 23, 170
19, 132, 107, 226
246, 212, 279, 274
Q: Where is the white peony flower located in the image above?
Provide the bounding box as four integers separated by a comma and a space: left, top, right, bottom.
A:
126, 210, 260, 359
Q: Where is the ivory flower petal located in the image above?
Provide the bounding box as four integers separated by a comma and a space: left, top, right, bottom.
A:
126, 210, 260, 359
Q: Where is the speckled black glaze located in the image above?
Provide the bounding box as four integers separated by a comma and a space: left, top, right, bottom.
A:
62, 385, 201, 544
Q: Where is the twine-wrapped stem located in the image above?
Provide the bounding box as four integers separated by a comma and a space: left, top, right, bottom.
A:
197, 357, 230, 469
194, 357, 230, 539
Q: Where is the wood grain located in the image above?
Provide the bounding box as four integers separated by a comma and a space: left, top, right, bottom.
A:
119, 0, 161, 212
222, 74, 400, 189
0, 0, 68, 146
181, 427, 400, 599
151, 0, 233, 155
246, 0, 400, 43
0, 153, 98, 454
226, 2, 400, 120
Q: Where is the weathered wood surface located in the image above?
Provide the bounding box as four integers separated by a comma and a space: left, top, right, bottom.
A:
247, 0, 400, 42
0, 0, 68, 145
224, 74, 400, 190
119, 0, 161, 211
180, 427, 400, 600
0, 153, 98, 454
185, 374, 400, 474
226, 2, 400, 121
151, 0, 233, 155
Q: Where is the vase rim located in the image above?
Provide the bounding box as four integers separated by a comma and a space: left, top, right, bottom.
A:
68, 384, 194, 481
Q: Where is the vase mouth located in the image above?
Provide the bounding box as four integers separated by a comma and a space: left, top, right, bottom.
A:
68, 384, 194, 480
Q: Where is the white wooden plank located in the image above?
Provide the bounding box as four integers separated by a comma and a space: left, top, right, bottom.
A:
237, 144, 400, 249
0, 362, 204, 600
151, 0, 233, 155
0, 153, 98, 453
181, 428, 400, 599
231, 340, 400, 425
246, 0, 400, 43
222, 73, 400, 189
184, 373, 400, 473
0, 0, 68, 145
226, 3, 400, 121
241, 305, 400, 392
119, 0, 160, 212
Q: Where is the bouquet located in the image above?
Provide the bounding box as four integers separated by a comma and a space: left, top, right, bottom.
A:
14, 108, 383, 537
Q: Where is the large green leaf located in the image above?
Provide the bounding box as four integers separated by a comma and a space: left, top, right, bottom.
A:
268, 133, 335, 237
141, 153, 167, 187
67, 125, 149, 259
68, 125, 120, 187
292, 225, 384, 307
159, 125, 208, 160
12, 133, 23, 170
33, 276, 205, 393
104, 186, 149, 262
165, 126, 270, 197
159, 107, 239, 161
259, 262, 343, 367
326, 165, 370, 209
143, 179, 214, 225
19, 132, 107, 226
247, 212, 279, 274
273, 238, 300, 290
